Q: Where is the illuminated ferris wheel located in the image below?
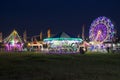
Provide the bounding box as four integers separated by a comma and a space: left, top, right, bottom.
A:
89, 16, 114, 43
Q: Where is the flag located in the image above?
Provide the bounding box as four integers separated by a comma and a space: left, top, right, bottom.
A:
82, 24, 85, 40
47, 29, 51, 38
40, 31, 42, 40
0, 32, 2, 42
23, 30, 27, 42
31, 37, 33, 42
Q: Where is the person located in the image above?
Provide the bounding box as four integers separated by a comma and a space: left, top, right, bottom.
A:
79, 47, 85, 54
106, 47, 110, 53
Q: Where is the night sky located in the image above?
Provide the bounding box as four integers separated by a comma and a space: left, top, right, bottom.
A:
0, 0, 120, 38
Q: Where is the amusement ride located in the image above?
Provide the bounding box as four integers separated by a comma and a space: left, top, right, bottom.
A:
89, 16, 114, 43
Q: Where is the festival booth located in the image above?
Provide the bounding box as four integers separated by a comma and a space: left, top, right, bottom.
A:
29, 41, 43, 52
4, 30, 23, 51
44, 32, 83, 53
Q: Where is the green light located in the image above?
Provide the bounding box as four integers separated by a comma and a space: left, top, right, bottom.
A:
11, 39, 15, 45
44, 38, 83, 42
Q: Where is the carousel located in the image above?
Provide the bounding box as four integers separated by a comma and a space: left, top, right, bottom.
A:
44, 32, 83, 53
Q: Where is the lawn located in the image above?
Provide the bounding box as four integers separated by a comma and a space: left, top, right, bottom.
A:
0, 52, 120, 80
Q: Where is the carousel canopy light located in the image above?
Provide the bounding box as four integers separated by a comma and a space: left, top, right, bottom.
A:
44, 38, 83, 42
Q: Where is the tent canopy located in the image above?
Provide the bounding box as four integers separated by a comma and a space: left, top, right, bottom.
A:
4, 30, 23, 43
52, 32, 71, 38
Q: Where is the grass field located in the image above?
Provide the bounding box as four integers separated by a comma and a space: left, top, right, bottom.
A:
0, 52, 120, 80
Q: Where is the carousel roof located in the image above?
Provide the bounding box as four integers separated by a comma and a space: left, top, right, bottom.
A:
44, 32, 83, 42
52, 32, 71, 38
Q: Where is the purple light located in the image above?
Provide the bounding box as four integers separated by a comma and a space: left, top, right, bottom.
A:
94, 24, 107, 42
89, 16, 114, 42
5, 43, 23, 51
